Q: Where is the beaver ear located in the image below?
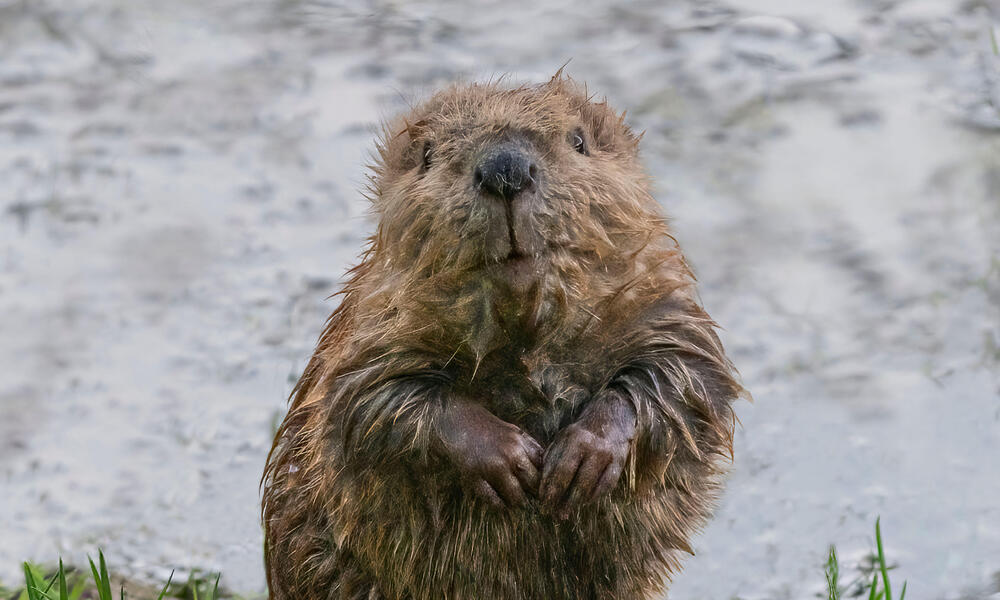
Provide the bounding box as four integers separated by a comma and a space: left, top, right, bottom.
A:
615, 110, 643, 154
374, 116, 435, 174
578, 100, 640, 155
404, 119, 431, 139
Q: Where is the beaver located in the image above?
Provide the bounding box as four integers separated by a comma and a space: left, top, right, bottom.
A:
261, 73, 745, 600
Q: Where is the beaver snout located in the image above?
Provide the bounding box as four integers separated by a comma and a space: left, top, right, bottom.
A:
473, 144, 538, 201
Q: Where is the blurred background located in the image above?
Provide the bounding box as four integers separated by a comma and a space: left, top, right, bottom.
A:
1, 1, 998, 598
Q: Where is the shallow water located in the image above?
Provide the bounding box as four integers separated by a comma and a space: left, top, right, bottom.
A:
1, 1, 998, 598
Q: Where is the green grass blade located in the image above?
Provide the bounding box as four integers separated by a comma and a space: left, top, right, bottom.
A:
211, 573, 220, 600
867, 573, 879, 600
89, 552, 113, 600
98, 551, 113, 600
899, 581, 907, 600
25, 563, 58, 600
23, 563, 41, 600
58, 559, 68, 600
991, 26, 999, 56
40, 571, 57, 597
155, 570, 175, 600
875, 518, 893, 600
88, 556, 101, 598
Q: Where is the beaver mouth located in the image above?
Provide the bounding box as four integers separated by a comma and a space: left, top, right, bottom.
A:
498, 248, 541, 287
489, 233, 538, 268
479, 199, 544, 269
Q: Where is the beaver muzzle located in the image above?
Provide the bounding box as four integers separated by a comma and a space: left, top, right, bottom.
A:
474, 143, 539, 258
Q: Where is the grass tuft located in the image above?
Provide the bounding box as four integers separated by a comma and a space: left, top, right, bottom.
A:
825, 545, 840, 600
9, 553, 224, 600
827, 517, 908, 600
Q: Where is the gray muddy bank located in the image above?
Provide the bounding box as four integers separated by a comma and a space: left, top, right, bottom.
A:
1, 1, 998, 598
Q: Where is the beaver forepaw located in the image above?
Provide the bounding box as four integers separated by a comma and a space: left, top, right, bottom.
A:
433, 399, 544, 509
539, 393, 637, 520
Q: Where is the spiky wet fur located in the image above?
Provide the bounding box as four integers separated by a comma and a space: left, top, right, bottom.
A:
261, 75, 746, 600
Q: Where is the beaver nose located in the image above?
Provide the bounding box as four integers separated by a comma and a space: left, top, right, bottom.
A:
473, 146, 537, 201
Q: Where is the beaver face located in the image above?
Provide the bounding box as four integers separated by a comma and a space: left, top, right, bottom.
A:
369, 78, 655, 284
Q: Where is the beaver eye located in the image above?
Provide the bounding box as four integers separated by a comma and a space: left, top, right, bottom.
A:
421, 142, 433, 171
570, 129, 588, 155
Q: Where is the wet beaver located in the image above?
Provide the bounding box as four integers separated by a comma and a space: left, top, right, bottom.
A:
262, 74, 745, 599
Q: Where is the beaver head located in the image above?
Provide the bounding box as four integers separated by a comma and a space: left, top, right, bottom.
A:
349, 76, 686, 361
367, 76, 667, 291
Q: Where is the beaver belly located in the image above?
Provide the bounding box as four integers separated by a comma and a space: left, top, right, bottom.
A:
337, 472, 699, 600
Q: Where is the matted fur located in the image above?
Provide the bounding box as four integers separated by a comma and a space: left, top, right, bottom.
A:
261, 74, 745, 600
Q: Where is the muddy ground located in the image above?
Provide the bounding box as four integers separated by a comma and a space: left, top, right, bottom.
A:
1, 1, 998, 598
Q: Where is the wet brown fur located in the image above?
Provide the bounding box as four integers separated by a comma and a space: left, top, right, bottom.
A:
261, 74, 746, 599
